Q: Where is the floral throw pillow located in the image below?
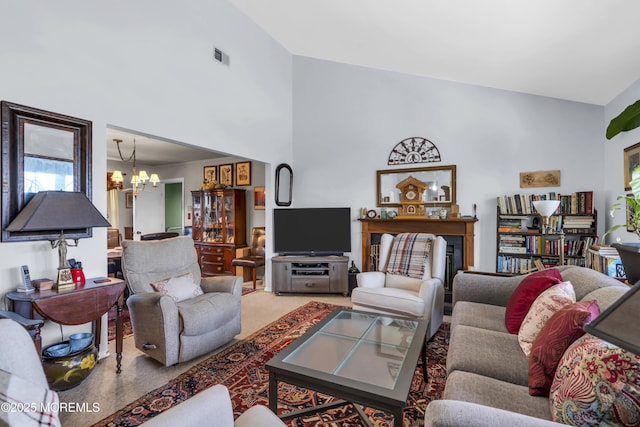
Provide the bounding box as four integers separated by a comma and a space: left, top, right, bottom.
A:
528, 300, 600, 396
150, 272, 203, 303
549, 334, 640, 425
518, 281, 576, 356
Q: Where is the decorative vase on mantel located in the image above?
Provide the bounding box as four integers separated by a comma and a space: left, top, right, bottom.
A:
612, 243, 640, 286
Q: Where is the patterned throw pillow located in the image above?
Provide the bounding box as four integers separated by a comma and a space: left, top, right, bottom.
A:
386, 233, 432, 279
518, 281, 576, 356
150, 272, 203, 303
505, 268, 563, 334
528, 300, 600, 396
550, 334, 640, 425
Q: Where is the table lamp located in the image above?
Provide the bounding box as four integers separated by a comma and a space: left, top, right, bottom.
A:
532, 199, 564, 265
5, 191, 111, 287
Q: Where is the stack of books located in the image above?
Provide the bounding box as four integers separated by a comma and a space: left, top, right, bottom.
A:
586, 245, 625, 279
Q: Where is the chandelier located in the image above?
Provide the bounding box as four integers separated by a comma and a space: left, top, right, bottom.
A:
110, 138, 160, 197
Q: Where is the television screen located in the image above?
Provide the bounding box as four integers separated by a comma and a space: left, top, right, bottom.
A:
274, 208, 351, 255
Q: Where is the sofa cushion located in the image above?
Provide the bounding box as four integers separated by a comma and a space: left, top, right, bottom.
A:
518, 281, 575, 356
444, 370, 553, 420
580, 285, 628, 310
505, 268, 563, 334
151, 272, 203, 303
550, 334, 640, 426
528, 300, 599, 396
451, 301, 508, 333
385, 272, 423, 292
447, 325, 529, 386
350, 287, 425, 317
560, 266, 627, 300
178, 292, 240, 336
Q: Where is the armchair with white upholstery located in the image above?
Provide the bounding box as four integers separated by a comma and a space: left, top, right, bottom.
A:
351, 233, 447, 339
122, 236, 242, 366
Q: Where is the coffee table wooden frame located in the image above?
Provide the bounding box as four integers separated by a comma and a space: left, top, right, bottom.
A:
266, 308, 429, 427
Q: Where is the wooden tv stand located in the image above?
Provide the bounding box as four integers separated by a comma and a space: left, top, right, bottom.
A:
272, 255, 349, 295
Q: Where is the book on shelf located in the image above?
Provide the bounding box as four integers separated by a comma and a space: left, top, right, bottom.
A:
499, 246, 527, 254
498, 191, 594, 215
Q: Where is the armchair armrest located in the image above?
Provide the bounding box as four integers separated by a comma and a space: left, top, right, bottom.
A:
356, 271, 386, 288
0, 310, 44, 355
200, 275, 243, 297
126, 292, 180, 366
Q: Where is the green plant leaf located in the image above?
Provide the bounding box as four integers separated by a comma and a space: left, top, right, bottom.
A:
606, 100, 640, 139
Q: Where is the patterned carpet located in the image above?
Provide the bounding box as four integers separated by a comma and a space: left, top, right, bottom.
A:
107, 286, 257, 342
95, 301, 449, 427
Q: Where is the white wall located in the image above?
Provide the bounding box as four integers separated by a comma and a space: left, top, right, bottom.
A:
292, 56, 605, 271
603, 78, 640, 244
0, 0, 292, 344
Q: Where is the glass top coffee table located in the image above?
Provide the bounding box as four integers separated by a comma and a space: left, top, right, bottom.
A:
266, 308, 429, 427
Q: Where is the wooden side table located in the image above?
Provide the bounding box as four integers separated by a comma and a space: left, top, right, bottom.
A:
6, 277, 127, 373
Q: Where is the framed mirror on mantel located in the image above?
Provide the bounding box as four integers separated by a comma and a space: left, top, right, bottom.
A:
376, 165, 456, 208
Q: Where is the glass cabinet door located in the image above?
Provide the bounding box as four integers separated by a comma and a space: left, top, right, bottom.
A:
224, 192, 235, 244
192, 192, 202, 241
212, 191, 224, 243
203, 190, 214, 242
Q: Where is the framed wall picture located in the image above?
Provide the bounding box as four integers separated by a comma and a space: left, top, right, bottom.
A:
519, 170, 561, 188
126, 193, 134, 208
624, 142, 640, 191
219, 164, 233, 187
203, 165, 217, 183
235, 161, 252, 186
254, 186, 265, 210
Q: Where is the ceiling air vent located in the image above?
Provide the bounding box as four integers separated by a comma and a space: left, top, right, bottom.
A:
213, 47, 230, 66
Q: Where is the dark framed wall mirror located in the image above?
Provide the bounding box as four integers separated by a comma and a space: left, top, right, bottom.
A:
1, 101, 92, 242
275, 163, 293, 207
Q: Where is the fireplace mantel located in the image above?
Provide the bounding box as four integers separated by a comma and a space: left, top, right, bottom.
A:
359, 218, 478, 272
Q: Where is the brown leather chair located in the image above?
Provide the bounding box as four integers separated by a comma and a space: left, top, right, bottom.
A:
232, 227, 265, 289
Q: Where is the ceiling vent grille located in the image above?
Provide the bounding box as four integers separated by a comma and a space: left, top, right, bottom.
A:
213, 47, 230, 66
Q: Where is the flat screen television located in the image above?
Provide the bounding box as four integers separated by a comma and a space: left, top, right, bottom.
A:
273, 207, 351, 256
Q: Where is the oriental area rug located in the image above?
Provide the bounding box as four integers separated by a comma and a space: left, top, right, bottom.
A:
96, 301, 449, 427
107, 286, 258, 342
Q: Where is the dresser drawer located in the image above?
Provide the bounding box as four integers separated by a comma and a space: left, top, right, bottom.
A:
291, 276, 331, 293
199, 245, 225, 255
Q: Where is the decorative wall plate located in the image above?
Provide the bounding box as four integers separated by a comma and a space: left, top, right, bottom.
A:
388, 137, 441, 165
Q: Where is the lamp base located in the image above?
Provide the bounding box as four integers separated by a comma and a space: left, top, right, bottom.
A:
56, 267, 74, 288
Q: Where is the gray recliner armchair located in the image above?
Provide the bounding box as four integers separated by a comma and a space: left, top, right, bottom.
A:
122, 236, 242, 366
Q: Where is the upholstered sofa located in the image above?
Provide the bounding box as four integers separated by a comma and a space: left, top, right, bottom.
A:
424, 266, 631, 426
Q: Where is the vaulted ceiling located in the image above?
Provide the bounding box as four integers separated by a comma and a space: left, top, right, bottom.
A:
229, 0, 640, 106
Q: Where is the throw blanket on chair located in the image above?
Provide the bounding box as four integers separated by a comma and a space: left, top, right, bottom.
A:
386, 233, 433, 279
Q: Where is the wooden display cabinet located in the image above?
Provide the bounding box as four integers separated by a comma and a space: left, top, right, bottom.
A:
191, 189, 246, 277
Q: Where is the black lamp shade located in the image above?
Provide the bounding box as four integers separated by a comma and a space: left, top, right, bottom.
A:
6, 191, 111, 232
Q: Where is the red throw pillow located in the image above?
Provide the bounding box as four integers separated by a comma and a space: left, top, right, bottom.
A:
505, 268, 562, 334
528, 300, 600, 396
